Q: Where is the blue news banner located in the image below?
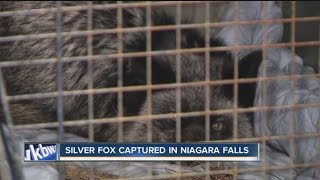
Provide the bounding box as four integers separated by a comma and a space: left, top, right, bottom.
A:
24, 143, 259, 162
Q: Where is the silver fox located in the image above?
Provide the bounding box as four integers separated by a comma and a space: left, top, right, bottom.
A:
0, 2, 262, 142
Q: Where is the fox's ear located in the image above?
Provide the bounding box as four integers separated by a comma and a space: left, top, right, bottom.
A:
221, 51, 263, 108
238, 51, 263, 107
238, 51, 263, 79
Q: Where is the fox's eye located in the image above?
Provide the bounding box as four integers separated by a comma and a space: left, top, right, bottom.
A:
211, 122, 224, 131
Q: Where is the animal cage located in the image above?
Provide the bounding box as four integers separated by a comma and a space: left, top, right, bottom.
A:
0, 1, 319, 180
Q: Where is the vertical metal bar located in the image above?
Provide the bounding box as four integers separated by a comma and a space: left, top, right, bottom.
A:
117, 1, 124, 142
232, 2, 240, 180
289, 2, 297, 179
146, 1, 153, 178
176, 2, 182, 180
204, 2, 211, 180
146, 1, 152, 144
233, 2, 239, 141
55, 1, 65, 179
175, 2, 182, 143
204, 1, 211, 145
87, 1, 95, 180
87, 1, 94, 143
261, 2, 269, 179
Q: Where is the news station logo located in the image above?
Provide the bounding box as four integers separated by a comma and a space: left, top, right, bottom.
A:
24, 143, 57, 161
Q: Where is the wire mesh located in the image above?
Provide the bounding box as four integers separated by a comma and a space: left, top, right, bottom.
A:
0, 1, 319, 180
